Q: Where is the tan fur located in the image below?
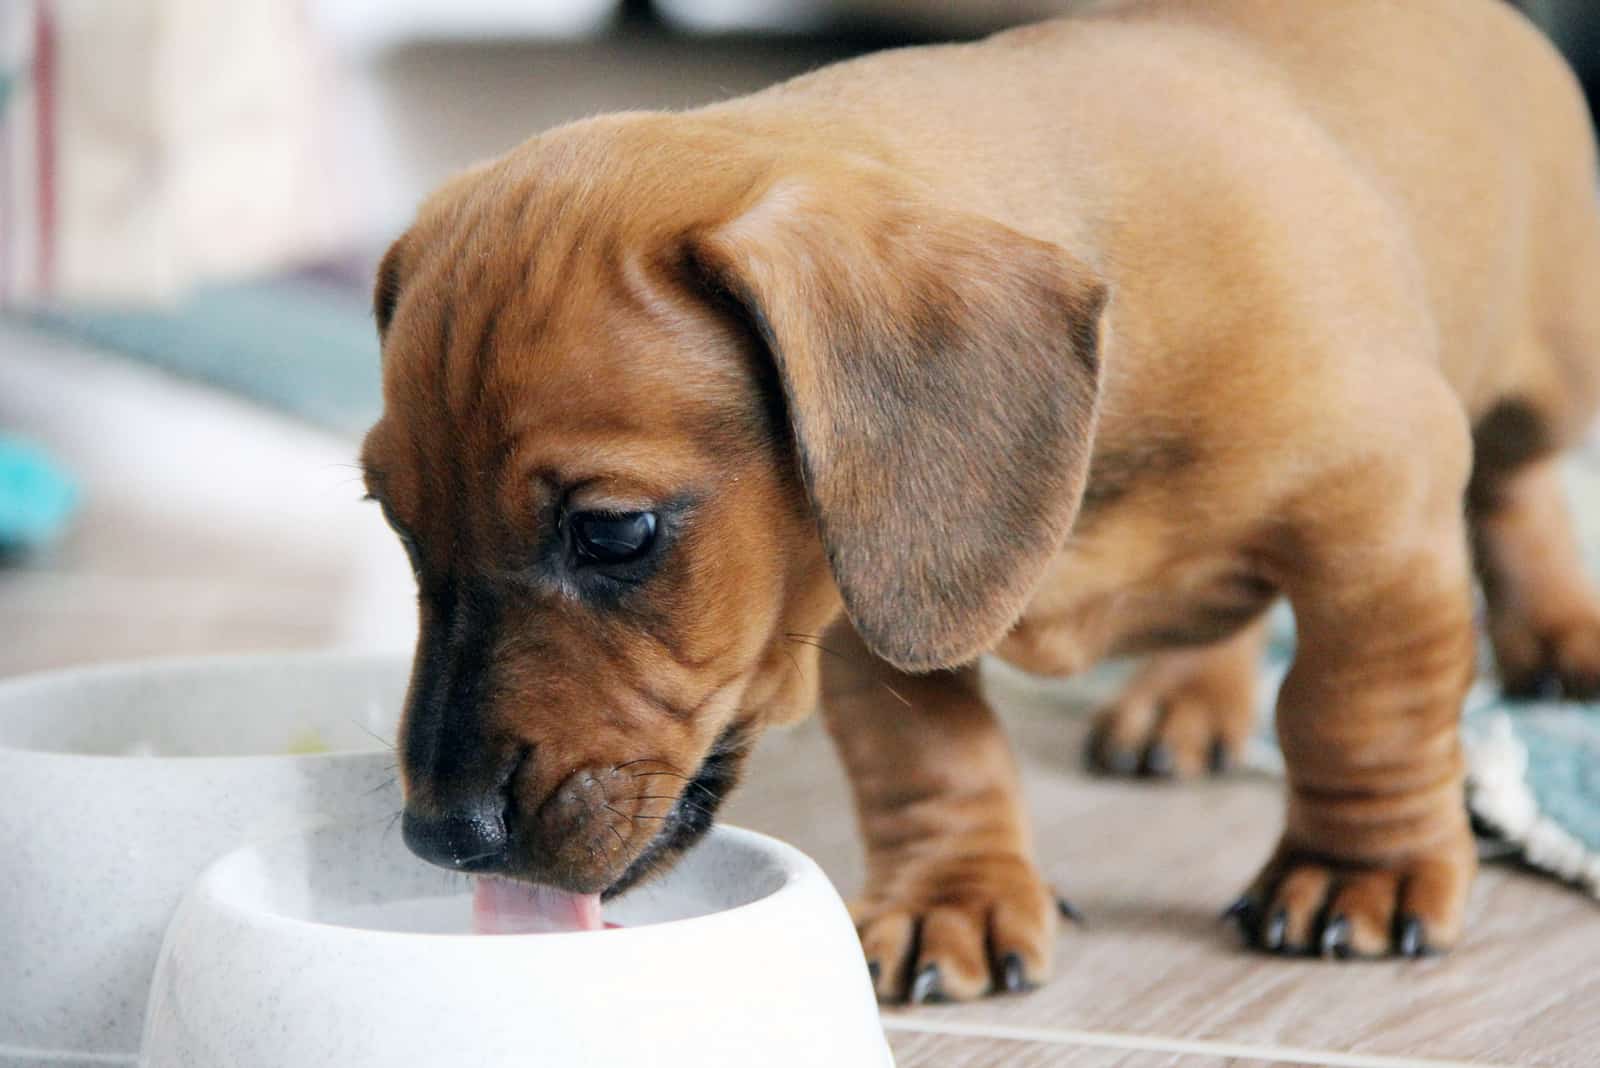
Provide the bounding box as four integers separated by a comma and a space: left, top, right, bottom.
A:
363, 0, 1600, 1000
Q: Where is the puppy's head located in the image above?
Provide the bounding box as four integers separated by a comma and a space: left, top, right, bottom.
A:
360, 115, 1105, 904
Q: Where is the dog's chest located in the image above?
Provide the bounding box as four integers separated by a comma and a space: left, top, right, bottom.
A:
995, 542, 1277, 677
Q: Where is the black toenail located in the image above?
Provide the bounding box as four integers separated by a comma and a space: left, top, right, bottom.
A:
1057, 896, 1086, 925
1320, 915, 1352, 959
1208, 739, 1233, 774
1508, 668, 1562, 701
1141, 743, 1175, 778
910, 963, 943, 1005
1221, 894, 1257, 929
1262, 908, 1288, 952
867, 959, 880, 984
1109, 749, 1140, 774
1091, 739, 1139, 775
1397, 914, 1426, 958
1000, 952, 1031, 993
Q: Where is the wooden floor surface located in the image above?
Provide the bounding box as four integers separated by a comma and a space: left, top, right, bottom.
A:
729, 669, 1600, 1067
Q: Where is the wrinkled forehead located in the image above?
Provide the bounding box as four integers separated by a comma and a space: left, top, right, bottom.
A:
364, 203, 766, 514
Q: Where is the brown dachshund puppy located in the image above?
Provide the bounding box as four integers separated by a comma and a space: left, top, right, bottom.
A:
361, 0, 1600, 1002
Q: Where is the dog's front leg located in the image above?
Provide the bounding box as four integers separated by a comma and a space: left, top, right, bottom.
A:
1233, 490, 1479, 958
820, 622, 1056, 1004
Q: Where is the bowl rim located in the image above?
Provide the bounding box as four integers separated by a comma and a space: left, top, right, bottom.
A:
185, 821, 828, 945
0, 649, 408, 763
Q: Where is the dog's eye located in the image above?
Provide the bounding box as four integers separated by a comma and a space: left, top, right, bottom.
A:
570, 511, 658, 565
370, 497, 422, 578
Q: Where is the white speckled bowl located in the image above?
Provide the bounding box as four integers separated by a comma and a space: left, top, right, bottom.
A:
140, 820, 893, 1068
0, 654, 407, 1067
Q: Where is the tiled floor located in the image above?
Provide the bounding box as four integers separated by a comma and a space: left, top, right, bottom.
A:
5, 330, 1599, 1067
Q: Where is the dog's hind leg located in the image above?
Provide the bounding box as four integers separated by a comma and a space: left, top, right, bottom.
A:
1470, 247, 1600, 699
820, 621, 1058, 1005
1471, 443, 1600, 700
1086, 614, 1270, 779
1472, 111, 1600, 698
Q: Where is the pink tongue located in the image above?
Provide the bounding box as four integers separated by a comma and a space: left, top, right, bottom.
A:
472, 877, 605, 935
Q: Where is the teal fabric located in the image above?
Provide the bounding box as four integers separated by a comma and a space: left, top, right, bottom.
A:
0, 437, 79, 550
29, 273, 381, 435
1479, 689, 1600, 851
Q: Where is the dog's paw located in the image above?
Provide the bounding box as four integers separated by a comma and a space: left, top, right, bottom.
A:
1087, 685, 1254, 779
1224, 840, 1474, 959
1493, 607, 1600, 701
851, 853, 1060, 1003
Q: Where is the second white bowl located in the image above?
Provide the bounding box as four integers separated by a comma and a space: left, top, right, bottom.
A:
0, 653, 406, 1065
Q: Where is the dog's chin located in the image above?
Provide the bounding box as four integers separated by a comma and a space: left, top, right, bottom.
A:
600, 724, 751, 901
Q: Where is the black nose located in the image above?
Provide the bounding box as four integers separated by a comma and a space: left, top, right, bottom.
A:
402, 802, 509, 872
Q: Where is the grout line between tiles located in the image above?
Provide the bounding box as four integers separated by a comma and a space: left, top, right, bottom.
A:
879, 1017, 1507, 1068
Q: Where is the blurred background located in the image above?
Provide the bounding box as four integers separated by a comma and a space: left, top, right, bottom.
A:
0, 0, 1595, 676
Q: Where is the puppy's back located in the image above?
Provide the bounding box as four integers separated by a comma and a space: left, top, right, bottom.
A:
731, 0, 1598, 419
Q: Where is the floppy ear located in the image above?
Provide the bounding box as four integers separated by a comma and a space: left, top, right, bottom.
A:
689, 173, 1107, 672
373, 234, 410, 339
